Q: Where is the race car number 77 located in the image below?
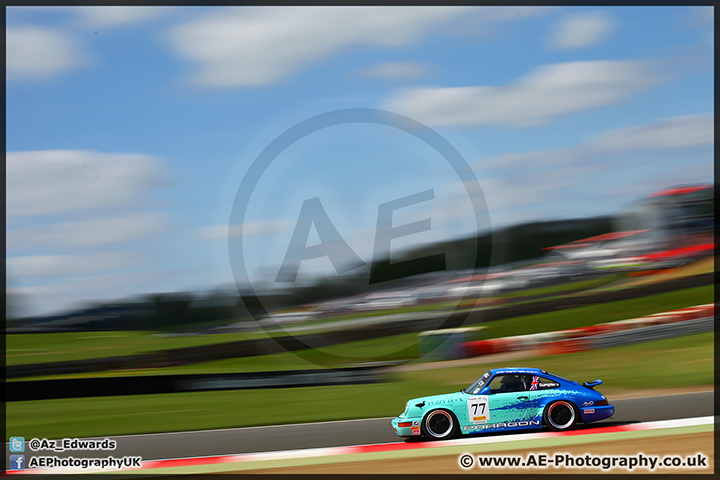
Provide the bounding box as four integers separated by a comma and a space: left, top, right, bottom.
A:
467, 395, 489, 423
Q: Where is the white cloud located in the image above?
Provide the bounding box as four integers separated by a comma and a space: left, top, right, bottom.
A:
7, 252, 143, 278
6, 26, 84, 80
683, 6, 713, 31
6, 150, 167, 216
588, 114, 714, 151
550, 11, 615, 50
607, 164, 714, 200
167, 6, 473, 87
197, 221, 291, 241
419, 180, 490, 237
73, 6, 172, 27
476, 114, 714, 225
6, 214, 167, 250
385, 60, 655, 127
358, 62, 433, 81
482, 147, 582, 171
478, 164, 618, 232
8, 269, 191, 316
482, 114, 714, 171
483, 176, 565, 213
6, 150, 173, 314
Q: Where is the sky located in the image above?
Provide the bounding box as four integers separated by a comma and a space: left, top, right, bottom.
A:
6, 6, 714, 317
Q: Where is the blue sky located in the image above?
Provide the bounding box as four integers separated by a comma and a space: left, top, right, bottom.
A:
6, 6, 714, 316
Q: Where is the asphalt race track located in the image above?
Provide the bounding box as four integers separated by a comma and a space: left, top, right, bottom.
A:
39, 390, 711, 462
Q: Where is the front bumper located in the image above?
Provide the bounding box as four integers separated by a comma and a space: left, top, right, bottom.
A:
391, 416, 422, 437
580, 404, 615, 423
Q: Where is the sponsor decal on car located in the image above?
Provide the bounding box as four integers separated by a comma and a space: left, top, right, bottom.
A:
467, 396, 489, 424
538, 382, 560, 389
584, 408, 596, 414
583, 401, 594, 406
479, 420, 542, 430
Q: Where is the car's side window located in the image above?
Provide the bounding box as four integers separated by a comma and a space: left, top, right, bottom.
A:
487, 374, 529, 394
529, 376, 561, 391
486, 376, 502, 394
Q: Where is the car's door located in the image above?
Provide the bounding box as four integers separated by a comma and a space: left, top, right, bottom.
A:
483, 374, 535, 424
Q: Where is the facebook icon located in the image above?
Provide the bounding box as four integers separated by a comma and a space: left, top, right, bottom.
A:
9, 455, 25, 470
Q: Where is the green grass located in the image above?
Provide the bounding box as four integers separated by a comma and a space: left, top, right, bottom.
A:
8, 284, 713, 380
5, 329, 285, 366
9, 332, 424, 381
8, 268, 709, 368
402, 331, 715, 394
497, 274, 623, 299
581, 255, 715, 294
482, 284, 713, 339
6, 331, 713, 439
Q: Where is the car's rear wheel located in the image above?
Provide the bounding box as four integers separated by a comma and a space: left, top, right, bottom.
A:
544, 400, 578, 431
422, 409, 458, 440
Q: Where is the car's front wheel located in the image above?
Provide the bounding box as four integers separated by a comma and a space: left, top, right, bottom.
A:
422, 409, 458, 440
543, 400, 578, 431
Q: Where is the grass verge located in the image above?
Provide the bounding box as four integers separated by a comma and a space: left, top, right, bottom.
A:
6, 331, 713, 439
5, 330, 278, 366
9, 284, 713, 381
1, 274, 635, 368
497, 273, 623, 299
481, 284, 712, 339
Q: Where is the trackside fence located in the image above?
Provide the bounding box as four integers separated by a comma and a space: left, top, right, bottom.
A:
461, 303, 714, 357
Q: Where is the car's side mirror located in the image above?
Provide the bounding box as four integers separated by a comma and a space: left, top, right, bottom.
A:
480, 386, 491, 395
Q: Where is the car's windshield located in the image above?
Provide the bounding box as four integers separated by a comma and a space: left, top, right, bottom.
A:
464, 370, 492, 394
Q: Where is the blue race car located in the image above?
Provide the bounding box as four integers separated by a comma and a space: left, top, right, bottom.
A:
392, 367, 614, 440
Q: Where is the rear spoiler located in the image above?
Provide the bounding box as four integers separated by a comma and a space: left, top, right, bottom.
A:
582, 379, 603, 389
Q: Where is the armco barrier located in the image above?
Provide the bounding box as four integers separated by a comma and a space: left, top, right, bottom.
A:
544, 338, 590, 355
676, 306, 710, 321
588, 316, 714, 350
464, 339, 507, 356
461, 303, 714, 358
418, 326, 486, 360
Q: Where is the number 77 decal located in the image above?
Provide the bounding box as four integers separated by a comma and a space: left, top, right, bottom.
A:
467, 395, 489, 424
